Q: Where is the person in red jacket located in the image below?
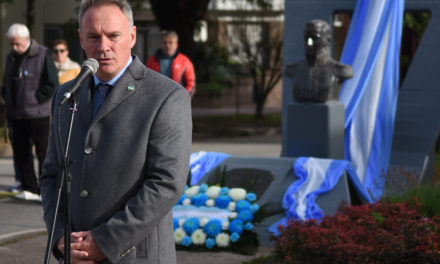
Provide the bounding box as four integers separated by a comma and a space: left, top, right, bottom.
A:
147, 30, 196, 98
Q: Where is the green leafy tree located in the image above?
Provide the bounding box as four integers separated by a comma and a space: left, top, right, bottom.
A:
192, 43, 235, 98
26, 0, 36, 34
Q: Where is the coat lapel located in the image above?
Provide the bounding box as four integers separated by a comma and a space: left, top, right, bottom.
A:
78, 77, 94, 126
93, 56, 147, 122
93, 74, 136, 120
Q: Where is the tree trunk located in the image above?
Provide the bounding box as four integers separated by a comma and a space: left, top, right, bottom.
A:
175, 24, 197, 58
149, 0, 211, 58
26, 0, 35, 36
254, 88, 265, 120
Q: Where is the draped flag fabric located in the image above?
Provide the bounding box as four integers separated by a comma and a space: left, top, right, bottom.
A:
339, 0, 404, 200
189, 151, 230, 185
268, 157, 372, 235
269, 2, 404, 233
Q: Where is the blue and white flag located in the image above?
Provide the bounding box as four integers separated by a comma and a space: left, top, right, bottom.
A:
189, 151, 230, 185
339, 0, 404, 200
268, 157, 371, 235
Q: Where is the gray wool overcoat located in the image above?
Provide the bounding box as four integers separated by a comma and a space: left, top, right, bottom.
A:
40, 56, 192, 263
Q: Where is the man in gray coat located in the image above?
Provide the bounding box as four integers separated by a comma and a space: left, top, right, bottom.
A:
40, 0, 192, 263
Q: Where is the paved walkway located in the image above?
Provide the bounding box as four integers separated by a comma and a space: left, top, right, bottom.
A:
191, 106, 282, 117
0, 133, 281, 263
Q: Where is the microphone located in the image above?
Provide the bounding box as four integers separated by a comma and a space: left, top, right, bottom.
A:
59, 58, 99, 106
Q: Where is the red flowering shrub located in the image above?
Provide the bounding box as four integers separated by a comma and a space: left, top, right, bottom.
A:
273, 199, 440, 263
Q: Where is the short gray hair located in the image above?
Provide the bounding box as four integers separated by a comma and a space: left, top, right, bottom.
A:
161, 30, 178, 41
6, 23, 30, 39
78, 0, 134, 28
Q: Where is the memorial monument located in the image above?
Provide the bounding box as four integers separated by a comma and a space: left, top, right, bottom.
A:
285, 19, 353, 159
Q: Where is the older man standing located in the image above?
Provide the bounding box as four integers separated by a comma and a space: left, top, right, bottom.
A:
1, 23, 59, 200
147, 30, 196, 99
40, 0, 191, 263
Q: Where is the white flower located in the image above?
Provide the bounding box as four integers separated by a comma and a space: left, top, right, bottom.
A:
200, 217, 209, 227
205, 199, 215, 207
229, 188, 247, 201
185, 185, 200, 198
174, 228, 187, 244
179, 219, 185, 227
222, 221, 229, 230
227, 201, 236, 211
182, 198, 191, 206
205, 186, 221, 199
228, 212, 237, 219
215, 232, 230, 247
191, 229, 206, 245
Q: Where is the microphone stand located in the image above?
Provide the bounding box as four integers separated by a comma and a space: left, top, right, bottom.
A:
44, 97, 78, 264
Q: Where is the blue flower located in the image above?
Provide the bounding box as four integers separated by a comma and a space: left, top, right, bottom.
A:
238, 210, 253, 222
236, 200, 251, 212
205, 238, 216, 249
177, 194, 187, 205
173, 218, 179, 230
183, 217, 199, 235
244, 222, 254, 231
250, 204, 260, 213
199, 183, 208, 192
191, 193, 209, 206
215, 195, 232, 209
203, 219, 222, 237
230, 232, 240, 243
229, 219, 244, 234
246, 193, 257, 202
220, 187, 230, 195
181, 236, 192, 247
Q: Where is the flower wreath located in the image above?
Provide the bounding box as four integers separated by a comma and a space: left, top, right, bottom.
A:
172, 183, 259, 251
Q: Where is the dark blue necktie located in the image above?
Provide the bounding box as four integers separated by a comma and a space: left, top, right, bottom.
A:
92, 83, 111, 117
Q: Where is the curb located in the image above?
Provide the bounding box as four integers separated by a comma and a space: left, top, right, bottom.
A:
0, 191, 16, 199
0, 228, 47, 245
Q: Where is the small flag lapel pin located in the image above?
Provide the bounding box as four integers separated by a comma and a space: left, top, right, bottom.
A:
127, 85, 135, 91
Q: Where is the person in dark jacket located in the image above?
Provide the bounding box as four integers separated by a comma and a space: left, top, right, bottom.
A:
147, 30, 196, 98
1, 23, 59, 200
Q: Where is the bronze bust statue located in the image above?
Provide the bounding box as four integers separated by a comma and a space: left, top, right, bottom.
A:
285, 19, 353, 102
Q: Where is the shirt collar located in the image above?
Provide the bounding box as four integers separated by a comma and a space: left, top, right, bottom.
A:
24, 39, 31, 52
159, 50, 178, 59
94, 56, 133, 87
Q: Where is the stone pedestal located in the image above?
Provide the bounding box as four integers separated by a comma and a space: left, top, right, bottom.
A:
285, 101, 345, 159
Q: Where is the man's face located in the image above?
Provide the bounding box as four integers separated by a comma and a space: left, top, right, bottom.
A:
79, 4, 136, 81
9, 36, 29, 55
52, 44, 69, 63
304, 22, 329, 55
161, 36, 178, 57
